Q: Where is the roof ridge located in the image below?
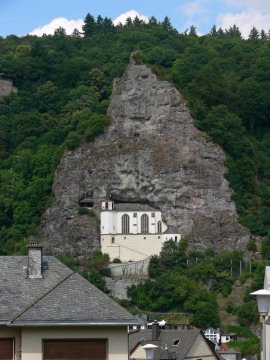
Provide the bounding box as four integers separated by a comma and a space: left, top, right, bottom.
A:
9, 271, 74, 324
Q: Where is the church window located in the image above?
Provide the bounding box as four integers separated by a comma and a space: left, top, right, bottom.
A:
111, 237, 115, 243
141, 214, 149, 234
151, 212, 155, 217
157, 221, 162, 234
133, 213, 137, 217
122, 214, 130, 234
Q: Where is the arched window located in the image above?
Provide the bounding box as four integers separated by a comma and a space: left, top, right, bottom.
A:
122, 214, 130, 234
157, 221, 162, 234
141, 214, 149, 234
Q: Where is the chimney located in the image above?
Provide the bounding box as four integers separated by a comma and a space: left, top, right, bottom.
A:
27, 242, 43, 279
152, 320, 160, 341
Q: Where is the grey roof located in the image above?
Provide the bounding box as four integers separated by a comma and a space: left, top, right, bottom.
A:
113, 203, 157, 212
217, 348, 241, 360
129, 328, 205, 360
218, 349, 240, 354
163, 225, 180, 234
0, 256, 139, 326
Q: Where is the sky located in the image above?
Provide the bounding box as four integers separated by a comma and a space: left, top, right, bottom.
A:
0, 0, 269, 38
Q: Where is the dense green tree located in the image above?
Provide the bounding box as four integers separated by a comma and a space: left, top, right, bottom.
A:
261, 236, 270, 259
226, 25, 242, 38
209, 25, 217, 36
249, 27, 260, 40
82, 13, 96, 36
189, 25, 198, 37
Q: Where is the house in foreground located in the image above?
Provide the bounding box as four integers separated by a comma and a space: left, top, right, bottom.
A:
0, 243, 140, 360
129, 321, 219, 360
100, 201, 181, 262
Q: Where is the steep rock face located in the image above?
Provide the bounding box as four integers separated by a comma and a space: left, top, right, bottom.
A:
38, 63, 249, 256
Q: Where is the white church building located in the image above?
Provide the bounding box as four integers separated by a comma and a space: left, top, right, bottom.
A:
100, 201, 181, 262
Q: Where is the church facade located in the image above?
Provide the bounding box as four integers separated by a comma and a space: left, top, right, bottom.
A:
100, 201, 181, 262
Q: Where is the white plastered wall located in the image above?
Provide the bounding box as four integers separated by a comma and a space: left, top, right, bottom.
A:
130, 344, 147, 359
0, 326, 21, 360
101, 234, 164, 261
21, 326, 129, 360
100, 210, 166, 235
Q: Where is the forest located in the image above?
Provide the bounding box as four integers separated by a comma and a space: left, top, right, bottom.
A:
0, 14, 270, 345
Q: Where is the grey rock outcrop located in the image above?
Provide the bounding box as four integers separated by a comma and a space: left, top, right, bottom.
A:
38, 62, 250, 256
105, 278, 143, 300
0, 79, 17, 97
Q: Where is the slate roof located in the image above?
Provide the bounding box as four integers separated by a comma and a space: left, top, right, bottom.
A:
129, 328, 203, 360
163, 225, 180, 234
0, 256, 139, 326
113, 203, 157, 212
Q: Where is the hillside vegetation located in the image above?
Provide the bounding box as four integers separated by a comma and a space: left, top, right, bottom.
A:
0, 15, 270, 256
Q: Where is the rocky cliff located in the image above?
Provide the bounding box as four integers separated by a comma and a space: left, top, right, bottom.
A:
38, 61, 250, 257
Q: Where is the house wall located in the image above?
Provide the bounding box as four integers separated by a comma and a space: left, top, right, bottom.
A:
101, 234, 164, 262
185, 333, 217, 360
130, 344, 147, 360
203, 328, 220, 343
21, 326, 129, 360
109, 258, 149, 278
0, 326, 21, 360
162, 233, 181, 243
100, 210, 167, 235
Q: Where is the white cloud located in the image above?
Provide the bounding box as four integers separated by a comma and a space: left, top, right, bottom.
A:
181, 1, 205, 17
223, 0, 270, 12
218, 11, 270, 38
29, 17, 84, 36
177, 1, 207, 33
113, 10, 148, 25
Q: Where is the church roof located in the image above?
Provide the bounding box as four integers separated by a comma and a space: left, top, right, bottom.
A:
113, 203, 157, 212
163, 225, 180, 234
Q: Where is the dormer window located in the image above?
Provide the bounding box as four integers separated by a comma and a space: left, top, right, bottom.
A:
172, 339, 180, 346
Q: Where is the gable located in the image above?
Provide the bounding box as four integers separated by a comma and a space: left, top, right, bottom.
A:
185, 334, 217, 360
131, 344, 147, 360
